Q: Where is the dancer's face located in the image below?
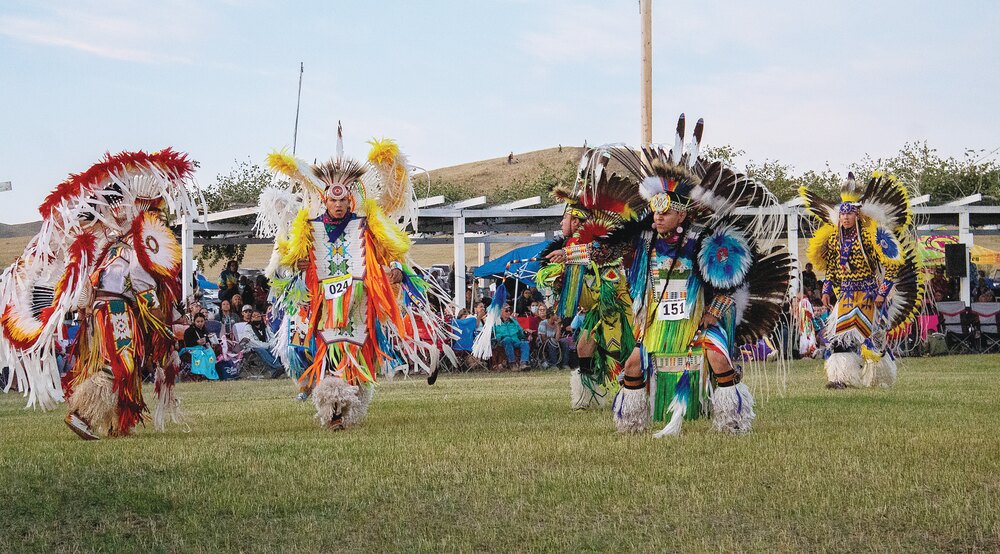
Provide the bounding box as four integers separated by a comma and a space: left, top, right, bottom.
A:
839, 211, 857, 229
325, 196, 351, 219
652, 210, 686, 235
561, 212, 582, 237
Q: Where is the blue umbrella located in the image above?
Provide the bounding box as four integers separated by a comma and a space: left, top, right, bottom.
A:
473, 241, 551, 287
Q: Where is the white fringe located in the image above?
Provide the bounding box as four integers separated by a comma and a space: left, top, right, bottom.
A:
312, 376, 373, 429
710, 383, 756, 435
826, 352, 863, 387
613, 387, 650, 433
864, 355, 897, 388
152, 363, 184, 432
569, 369, 606, 410
66, 372, 116, 436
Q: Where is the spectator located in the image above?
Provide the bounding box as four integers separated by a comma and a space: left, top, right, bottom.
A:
537, 307, 563, 368
240, 275, 254, 306
182, 312, 218, 380
216, 299, 238, 334
977, 270, 995, 291
219, 260, 241, 303
187, 300, 203, 322
473, 301, 486, 333
184, 312, 211, 348
515, 287, 534, 316
521, 302, 541, 344
231, 293, 245, 315
559, 317, 578, 368
253, 275, 270, 311
978, 287, 996, 302
930, 266, 953, 301
494, 304, 529, 370
236, 309, 284, 378
801, 263, 817, 293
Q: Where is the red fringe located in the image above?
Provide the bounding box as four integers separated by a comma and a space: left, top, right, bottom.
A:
39, 148, 193, 219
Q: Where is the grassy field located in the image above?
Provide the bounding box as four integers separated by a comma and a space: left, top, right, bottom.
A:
1, 355, 999, 552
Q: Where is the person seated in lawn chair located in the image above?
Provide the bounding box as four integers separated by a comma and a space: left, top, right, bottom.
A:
494, 304, 531, 371
607, 115, 793, 436
235, 307, 285, 378
260, 127, 453, 430
528, 148, 647, 410
800, 172, 921, 389
536, 306, 565, 368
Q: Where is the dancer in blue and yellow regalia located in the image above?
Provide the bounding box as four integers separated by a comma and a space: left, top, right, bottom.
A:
608, 115, 793, 435
800, 172, 921, 389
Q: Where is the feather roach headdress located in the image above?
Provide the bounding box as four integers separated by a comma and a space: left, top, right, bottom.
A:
260, 121, 419, 234
799, 171, 912, 231
596, 114, 785, 250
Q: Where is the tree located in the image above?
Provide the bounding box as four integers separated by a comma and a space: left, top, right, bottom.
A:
199, 159, 273, 267
849, 141, 1000, 203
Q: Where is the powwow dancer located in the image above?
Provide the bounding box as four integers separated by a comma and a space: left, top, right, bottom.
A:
799, 172, 921, 389
0, 149, 197, 439
258, 125, 453, 430
610, 115, 792, 435
505, 150, 645, 410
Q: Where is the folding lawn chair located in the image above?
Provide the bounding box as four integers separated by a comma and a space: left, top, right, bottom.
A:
971, 302, 1000, 353
937, 301, 976, 354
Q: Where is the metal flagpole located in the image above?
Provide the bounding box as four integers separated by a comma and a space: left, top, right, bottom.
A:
293, 62, 304, 155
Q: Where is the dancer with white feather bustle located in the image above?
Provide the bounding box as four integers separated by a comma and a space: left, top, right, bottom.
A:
799, 172, 921, 389
510, 148, 645, 411
0, 149, 198, 439
605, 115, 793, 436
258, 123, 454, 430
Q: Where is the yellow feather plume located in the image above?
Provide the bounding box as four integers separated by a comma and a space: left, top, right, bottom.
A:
367, 138, 400, 167
362, 198, 410, 262
280, 208, 314, 267
807, 223, 836, 273
267, 151, 299, 178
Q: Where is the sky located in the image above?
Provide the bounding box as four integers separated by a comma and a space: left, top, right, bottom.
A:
0, 0, 997, 224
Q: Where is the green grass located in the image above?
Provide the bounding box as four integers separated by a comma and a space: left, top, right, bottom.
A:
2, 356, 1000, 552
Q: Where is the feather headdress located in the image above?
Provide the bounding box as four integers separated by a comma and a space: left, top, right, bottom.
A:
0, 149, 199, 410
599, 114, 785, 250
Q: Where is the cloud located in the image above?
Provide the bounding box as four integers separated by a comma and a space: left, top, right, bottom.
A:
0, 1, 204, 64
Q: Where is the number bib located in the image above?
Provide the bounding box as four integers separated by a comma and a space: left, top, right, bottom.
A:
656, 279, 688, 321
322, 274, 352, 300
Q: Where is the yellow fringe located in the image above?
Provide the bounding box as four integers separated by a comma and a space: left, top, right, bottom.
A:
362, 198, 410, 262
280, 208, 314, 267
807, 223, 836, 273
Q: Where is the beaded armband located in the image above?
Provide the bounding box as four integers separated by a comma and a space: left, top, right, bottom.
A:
705, 295, 734, 320
564, 243, 590, 265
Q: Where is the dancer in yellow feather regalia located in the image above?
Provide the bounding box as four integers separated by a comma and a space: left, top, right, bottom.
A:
800, 172, 922, 389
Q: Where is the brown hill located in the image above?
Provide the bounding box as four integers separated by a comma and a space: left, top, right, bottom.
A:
421, 147, 584, 203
